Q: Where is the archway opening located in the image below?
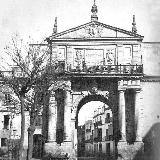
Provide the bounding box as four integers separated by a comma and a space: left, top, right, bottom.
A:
77, 99, 114, 158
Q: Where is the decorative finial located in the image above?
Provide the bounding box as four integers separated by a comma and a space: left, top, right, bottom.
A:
132, 15, 137, 33
53, 17, 57, 34
91, 0, 98, 22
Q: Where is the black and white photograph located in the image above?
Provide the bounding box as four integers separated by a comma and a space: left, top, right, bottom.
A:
0, 0, 160, 159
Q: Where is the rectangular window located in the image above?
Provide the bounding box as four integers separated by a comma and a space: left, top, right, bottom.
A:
98, 128, 102, 141
35, 115, 42, 126
94, 144, 96, 152
106, 129, 109, 141
106, 113, 110, 119
4, 115, 10, 129
5, 94, 11, 103
1, 138, 7, 147
106, 143, 110, 155
105, 113, 111, 123
99, 143, 102, 153
124, 46, 132, 64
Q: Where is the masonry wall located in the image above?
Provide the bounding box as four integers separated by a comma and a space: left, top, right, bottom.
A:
142, 43, 160, 76
140, 82, 160, 137
140, 43, 160, 136
138, 42, 160, 159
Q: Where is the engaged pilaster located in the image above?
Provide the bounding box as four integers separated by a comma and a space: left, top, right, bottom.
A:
64, 89, 72, 142
48, 91, 57, 142
119, 89, 126, 141
135, 89, 142, 141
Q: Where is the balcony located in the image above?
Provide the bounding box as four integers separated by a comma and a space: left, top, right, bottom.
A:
94, 120, 102, 127
94, 136, 102, 142
85, 135, 93, 143
86, 128, 91, 132
105, 135, 113, 141
105, 136, 109, 141
85, 139, 93, 143
66, 64, 143, 77
105, 118, 112, 124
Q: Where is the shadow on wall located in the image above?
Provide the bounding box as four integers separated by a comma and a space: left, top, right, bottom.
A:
134, 122, 160, 160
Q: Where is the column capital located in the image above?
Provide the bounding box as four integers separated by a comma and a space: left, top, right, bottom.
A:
135, 89, 142, 93
118, 89, 126, 92
71, 118, 76, 122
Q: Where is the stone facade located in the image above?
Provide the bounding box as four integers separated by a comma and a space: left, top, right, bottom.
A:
43, 5, 160, 158
82, 105, 115, 158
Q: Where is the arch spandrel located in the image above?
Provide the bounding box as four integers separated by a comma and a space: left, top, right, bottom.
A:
71, 90, 114, 128
72, 90, 111, 113
71, 94, 84, 119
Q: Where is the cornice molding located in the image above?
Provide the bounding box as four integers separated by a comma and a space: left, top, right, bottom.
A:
50, 37, 143, 42
142, 75, 160, 82
49, 21, 143, 40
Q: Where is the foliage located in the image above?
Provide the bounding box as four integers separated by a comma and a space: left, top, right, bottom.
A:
0, 34, 70, 160
0, 34, 50, 160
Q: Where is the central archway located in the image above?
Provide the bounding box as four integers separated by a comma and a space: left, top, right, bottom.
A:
74, 94, 116, 158
75, 94, 113, 128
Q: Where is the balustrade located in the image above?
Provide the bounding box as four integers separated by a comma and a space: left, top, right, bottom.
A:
94, 120, 102, 127
66, 64, 143, 75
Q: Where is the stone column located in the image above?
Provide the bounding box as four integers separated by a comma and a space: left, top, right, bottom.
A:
48, 91, 57, 142
64, 90, 72, 141
119, 90, 126, 141
135, 89, 142, 141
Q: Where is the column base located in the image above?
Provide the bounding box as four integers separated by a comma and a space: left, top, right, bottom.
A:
43, 141, 77, 160
117, 141, 144, 160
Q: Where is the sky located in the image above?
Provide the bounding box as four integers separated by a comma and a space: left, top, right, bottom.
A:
78, 101, 105, 126
0, 0, 160, 49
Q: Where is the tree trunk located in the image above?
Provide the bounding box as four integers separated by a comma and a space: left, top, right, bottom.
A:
27, 125, 35, 160
42, 90, 50, 141
19, 95, 25, 160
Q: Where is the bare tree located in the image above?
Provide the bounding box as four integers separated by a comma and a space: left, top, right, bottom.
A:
0, 34, 49, 160
0, 34, 71, 160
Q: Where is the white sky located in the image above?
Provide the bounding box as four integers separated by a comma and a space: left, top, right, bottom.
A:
0, 0, 160, 51
78, 101, 105, 126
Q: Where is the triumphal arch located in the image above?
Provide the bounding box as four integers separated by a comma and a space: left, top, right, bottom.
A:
43, 2, 144, 159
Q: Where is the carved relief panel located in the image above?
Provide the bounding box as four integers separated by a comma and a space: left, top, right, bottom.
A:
57, 48, 65, 61
71, 45, 118, 70
73, 49, 84, 70
84, 24, 103, 37
104, 46, 116, 65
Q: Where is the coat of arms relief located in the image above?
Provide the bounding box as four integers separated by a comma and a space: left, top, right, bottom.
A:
85, 24, 103, 37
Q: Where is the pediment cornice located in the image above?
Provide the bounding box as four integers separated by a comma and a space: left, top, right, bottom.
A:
48, 21, 144, 41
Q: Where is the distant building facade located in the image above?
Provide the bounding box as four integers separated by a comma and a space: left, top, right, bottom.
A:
77, 125, 85, 157
0, 84, 42, 159
78, 105, 114, 158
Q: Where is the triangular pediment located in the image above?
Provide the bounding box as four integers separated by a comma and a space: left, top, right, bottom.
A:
51, 21, 143, 39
